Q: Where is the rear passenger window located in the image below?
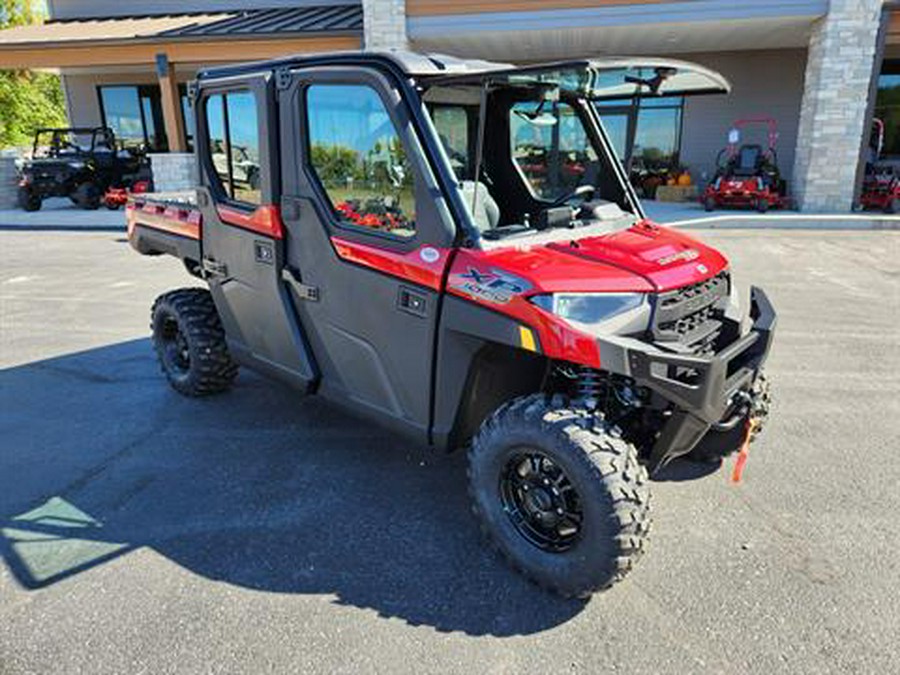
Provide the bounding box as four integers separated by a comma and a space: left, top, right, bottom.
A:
306, 84, 416, 239
431, 106, 470, 179
204, 91, 261, 205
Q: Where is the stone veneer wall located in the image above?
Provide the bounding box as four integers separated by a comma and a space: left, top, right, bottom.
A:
363, 0, 408, 50
149, 153, 198, 194
792, 0, 884, 212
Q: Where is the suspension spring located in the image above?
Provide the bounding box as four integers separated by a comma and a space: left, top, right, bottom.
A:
577, 366, 603, 405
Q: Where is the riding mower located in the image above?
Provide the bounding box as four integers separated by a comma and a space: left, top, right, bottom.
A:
701, 118, 790, 212
859, 118, 900, 213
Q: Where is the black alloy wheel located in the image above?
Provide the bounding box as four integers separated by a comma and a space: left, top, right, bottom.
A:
500, 449, 583, 553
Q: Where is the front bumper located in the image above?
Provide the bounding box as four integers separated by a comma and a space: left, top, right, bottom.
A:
599, 286, 776, 471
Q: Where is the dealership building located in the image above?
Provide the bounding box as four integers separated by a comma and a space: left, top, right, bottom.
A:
0, 0, 895, 212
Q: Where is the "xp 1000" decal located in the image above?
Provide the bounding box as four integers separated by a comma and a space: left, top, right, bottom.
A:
452, 267, 532, 304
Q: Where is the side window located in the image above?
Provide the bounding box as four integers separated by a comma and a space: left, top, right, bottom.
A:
306, 84, 416, 239
204, 91, 261, 205
431, 105, 470, 179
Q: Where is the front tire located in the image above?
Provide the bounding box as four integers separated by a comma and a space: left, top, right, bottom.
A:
151, 288, 238, 396
72, 182, 100, 210
18, 187, 41, 212
468, 394, 651, 598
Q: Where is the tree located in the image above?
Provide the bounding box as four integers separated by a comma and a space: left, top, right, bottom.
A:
0, 1, 68, 149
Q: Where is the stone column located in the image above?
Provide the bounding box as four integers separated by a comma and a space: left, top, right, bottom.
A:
792, 0, 884, 212
363, 0, 408, 51
0, 154, 20, 210
149, 153, 198, 194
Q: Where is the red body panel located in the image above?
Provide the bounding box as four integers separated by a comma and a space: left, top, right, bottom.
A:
126, 199, 201, 240
217, 204, 284, 239
446, 223, 729, 368
331, 237, 449, 291
131, 198, 728, 369
702, 179, 788, 210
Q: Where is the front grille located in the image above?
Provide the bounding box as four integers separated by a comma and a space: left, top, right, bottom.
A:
651, 271, 730, 354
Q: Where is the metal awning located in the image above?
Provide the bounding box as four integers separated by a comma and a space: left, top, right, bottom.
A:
0, 5, 362, 47
0, 6, 363, 69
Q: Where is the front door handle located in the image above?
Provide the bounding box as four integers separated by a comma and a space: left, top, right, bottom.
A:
397, 286, 427, 318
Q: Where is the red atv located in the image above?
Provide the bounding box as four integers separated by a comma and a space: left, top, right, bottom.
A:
702, 118, 790, 212
128, 53, 775, 597
859, 118, 900, 213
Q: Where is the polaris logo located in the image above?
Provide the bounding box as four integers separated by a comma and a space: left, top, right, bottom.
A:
656, 249, 700, 266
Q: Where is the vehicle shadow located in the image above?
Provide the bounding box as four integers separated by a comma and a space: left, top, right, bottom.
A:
0, 339, 584, 636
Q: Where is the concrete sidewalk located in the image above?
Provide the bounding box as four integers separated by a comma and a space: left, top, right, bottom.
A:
642, 200, 900, 229
0, 197, 125, 230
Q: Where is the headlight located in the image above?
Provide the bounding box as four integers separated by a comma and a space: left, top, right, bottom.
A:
67, 161, 85, 170
530, 292, 649, 331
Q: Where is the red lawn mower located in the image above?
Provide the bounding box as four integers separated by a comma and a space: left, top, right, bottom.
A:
859, 118, 900, 213
702, 118, 790, 212
103, 179, 151, 210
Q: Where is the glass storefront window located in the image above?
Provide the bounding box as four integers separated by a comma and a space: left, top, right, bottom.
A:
874, 68, 900, 159
99, 86, 144, 145
98, 84, 195, 152
595, 96, 684, 167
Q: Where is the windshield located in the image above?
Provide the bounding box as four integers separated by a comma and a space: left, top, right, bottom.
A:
510, 99, 599, 202
32, 129, 115, 159
425, 67, 637, 240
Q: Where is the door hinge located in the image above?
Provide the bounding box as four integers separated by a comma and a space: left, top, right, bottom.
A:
275, 68, 292, 91
201, 257, 228, 277
282, 267, 319, 302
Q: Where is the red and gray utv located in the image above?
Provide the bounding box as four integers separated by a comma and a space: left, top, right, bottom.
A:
128, 52, 775, 597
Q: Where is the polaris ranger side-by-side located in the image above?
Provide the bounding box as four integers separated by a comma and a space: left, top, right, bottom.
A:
128, 52, 775, 597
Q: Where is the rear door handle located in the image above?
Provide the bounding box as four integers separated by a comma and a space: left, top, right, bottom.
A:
397, 286, 427, 318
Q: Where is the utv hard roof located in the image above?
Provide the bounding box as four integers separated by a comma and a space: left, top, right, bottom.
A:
197, 51, 730, 99
197, 51, 511, 81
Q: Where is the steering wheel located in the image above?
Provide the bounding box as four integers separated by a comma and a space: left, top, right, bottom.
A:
550, 184, 595, 208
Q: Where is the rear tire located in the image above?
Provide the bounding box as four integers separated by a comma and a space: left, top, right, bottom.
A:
468, 394, 651, 598
690, 372, 772, 464
756, 198, 769, 213
703, 195, 716, 212
151, 288, 238, 396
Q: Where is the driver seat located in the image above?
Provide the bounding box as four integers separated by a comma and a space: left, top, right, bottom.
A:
459, 180, 500, 233
732, 144, 763, 177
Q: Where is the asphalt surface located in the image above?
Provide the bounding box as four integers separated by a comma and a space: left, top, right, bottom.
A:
1, 229, 899, 674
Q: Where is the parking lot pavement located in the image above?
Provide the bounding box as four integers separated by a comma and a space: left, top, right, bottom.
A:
1, 229, 899, 674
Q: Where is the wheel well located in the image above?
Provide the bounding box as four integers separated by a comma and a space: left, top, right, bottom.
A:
447, 342, 548, 450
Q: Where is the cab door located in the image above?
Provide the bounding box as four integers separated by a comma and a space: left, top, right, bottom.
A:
278, 67, 457, 441
196, 74, 317, 390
